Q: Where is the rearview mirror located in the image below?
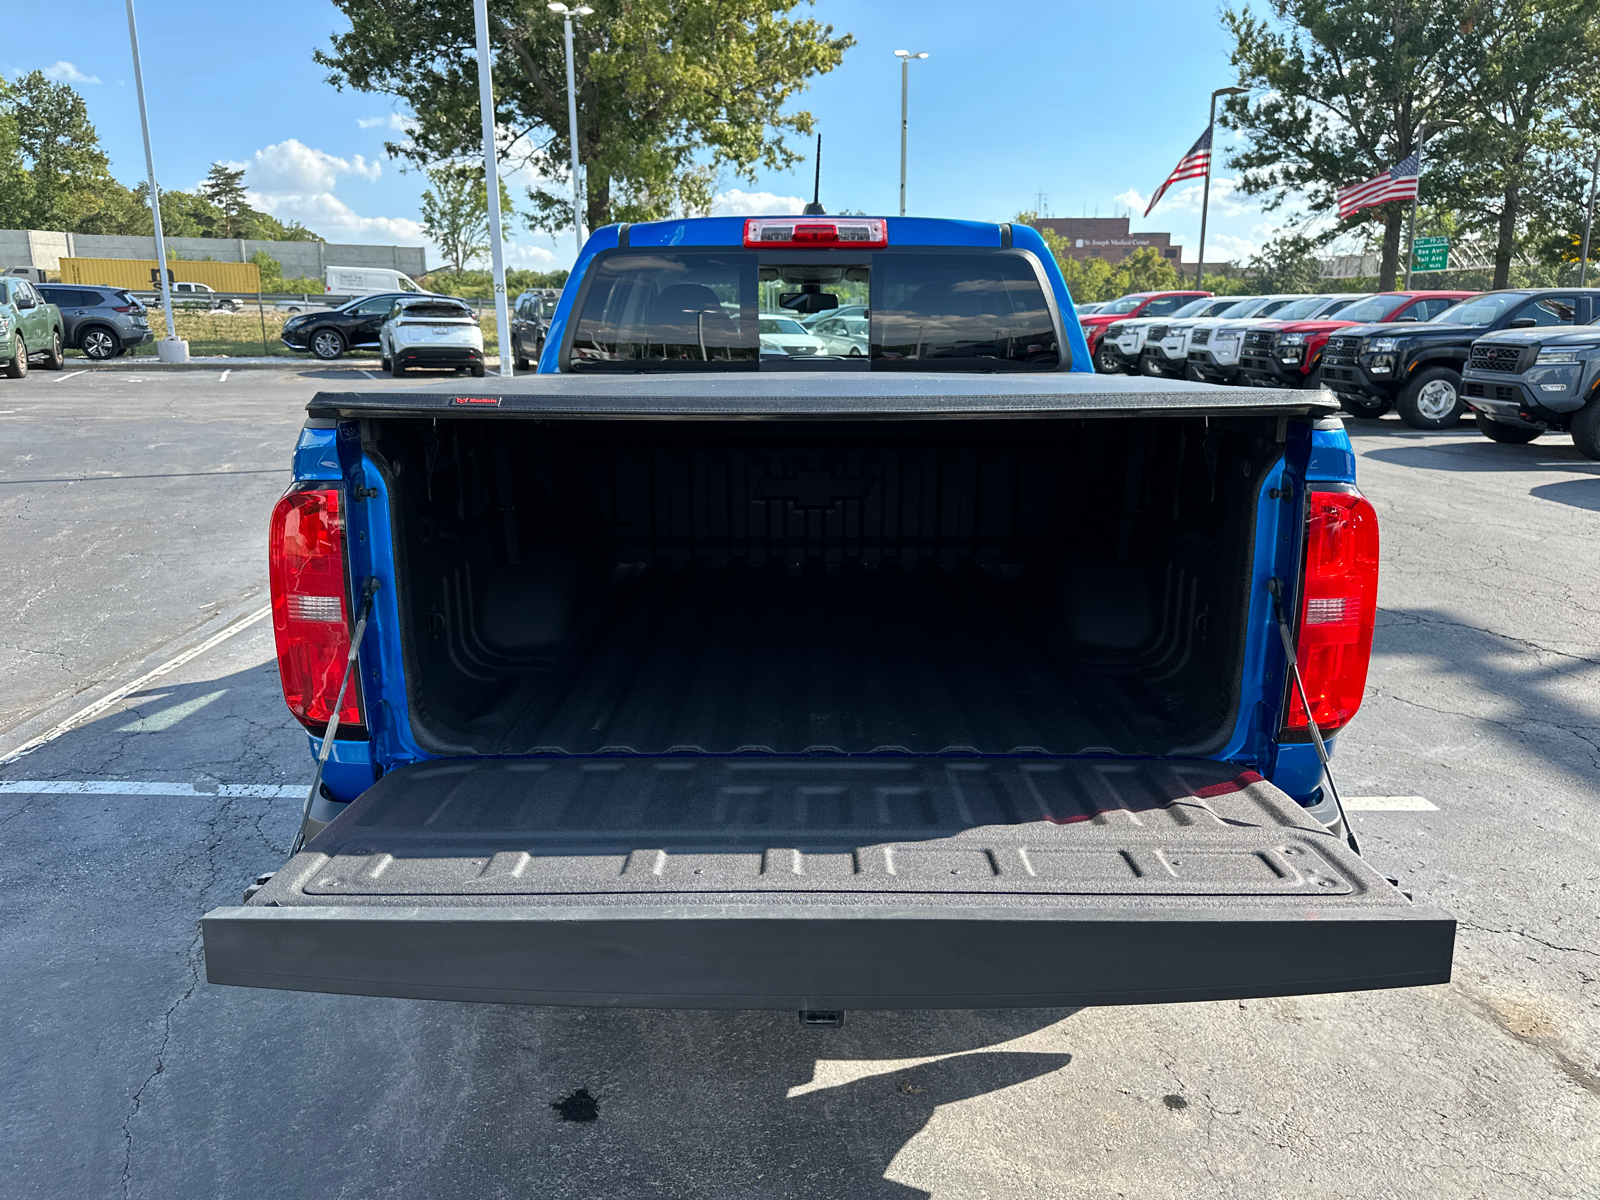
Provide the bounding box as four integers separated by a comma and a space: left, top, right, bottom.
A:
1507, 317, 1537, 329
779, 291, 839, 315
1394, 314, 1417, 322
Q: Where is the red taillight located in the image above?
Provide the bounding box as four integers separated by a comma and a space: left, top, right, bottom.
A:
1286, 490, 1379, 736
268, 486, 363, 733
112, 304, 138, 314
743, 217, 888, 248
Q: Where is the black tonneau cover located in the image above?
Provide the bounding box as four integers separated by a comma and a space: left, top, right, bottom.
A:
307, 371, 1339, 420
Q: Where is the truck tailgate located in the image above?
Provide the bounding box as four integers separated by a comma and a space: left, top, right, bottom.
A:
204, 758, 1453, 1008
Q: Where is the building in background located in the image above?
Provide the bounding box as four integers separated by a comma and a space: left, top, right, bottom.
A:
1026, 217, 1182, 264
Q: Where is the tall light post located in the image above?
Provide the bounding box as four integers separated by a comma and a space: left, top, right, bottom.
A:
124, 0, 184, 363
1581, 148, 1600, 288
894, 50, 928, 217
549, 3, 593, 255
472, 0, 514, 376
1403, 119, 1461, 289
1195, 86, 1247, 290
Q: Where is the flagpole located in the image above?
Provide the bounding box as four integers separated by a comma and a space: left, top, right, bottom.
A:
1196, 87, 1246, 290
1403, 136, 1422, 290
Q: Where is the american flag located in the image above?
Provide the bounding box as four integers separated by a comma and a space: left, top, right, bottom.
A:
1143, 126, 1213, 218
1337, 153, 1420, 220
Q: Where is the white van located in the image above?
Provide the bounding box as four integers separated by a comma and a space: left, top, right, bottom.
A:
324, 266, 427, 297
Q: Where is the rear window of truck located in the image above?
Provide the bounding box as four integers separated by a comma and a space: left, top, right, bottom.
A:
566, 250, 1060, 372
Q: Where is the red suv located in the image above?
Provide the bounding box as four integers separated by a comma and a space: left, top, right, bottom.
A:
1080, 291, 1210, 373
1236, 291, 1475, 389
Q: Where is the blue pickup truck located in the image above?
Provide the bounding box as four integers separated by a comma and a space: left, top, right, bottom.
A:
204, 215, 1454, 1011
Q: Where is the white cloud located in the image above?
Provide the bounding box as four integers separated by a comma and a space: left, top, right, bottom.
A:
358, 114, 412, 132
248, 188, 425, 244
1205, 234, 1259, 263
503, 243, 559, 268
243, 139, 381, 193
43, 61, 99, 84
711, 189, 805, 216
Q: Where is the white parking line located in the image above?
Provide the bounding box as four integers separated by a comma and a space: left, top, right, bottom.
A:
1342, 795, 1438, 811
360, 370, 377, 380
54, 369, 88, 383
219, 369, 231, 382
0, 780, 304, 798
0, 605, 271, 766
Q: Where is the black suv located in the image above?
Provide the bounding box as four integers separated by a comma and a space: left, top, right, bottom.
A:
35, 284, 154, 359
281, 293, 431, 360
1318, 289, 1600, 429
1460, 317, 1600, 458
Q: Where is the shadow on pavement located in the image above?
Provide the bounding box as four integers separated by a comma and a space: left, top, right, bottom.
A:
1530, 477, 1600, 511
1373, 604, 1600, 794
1357, 437, 1586, 473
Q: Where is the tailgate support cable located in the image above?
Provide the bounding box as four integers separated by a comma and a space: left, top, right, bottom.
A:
1268, 577, 1360, 855
290, 577, 381, 856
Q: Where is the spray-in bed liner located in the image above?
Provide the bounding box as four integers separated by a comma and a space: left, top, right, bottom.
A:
255, 757, 1395, 905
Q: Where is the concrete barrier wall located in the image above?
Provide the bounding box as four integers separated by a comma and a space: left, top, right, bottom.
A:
0, 229, 426, 279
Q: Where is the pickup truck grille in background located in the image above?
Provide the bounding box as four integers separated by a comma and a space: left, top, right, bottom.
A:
1323, 336, 1360, 363
1145, 325, 1169, 341
1243, 331, 1275, 352
1468, 344, 1527, 373
1190, 328, 1211, 346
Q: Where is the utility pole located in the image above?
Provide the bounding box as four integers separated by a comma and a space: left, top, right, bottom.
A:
472, 0, 514, 377
125, 0, 184, 362
894, 50, 928, 217
1196, 86, 1247, 291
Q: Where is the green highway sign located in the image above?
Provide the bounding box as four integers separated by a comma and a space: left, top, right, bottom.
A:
1412, 236, 1449, 272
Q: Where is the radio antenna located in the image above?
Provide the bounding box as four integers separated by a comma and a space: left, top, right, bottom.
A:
802, 134, 825, 215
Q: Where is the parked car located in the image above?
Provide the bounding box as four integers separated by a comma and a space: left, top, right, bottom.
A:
1461, 312, 1600, 458
379, 296, 485, 377
281, 292, 434, 360
1081, 291, 1211, 372
148, 281, 242, 312
3, 266, 49, 285
1134, 296, 1266, 378
36, 283, 154, 360
1237, 292, 1472, 391
0, 276, 65, 378
510, 289, 553, 371
808, 312, 869, 356
799, 303, 867, 328
1101, 295, 1246, 375
205, 213, 1454, 1015
758, 312, 829, 358
1075, 301, 1107, 316
1182, 295, 1309, 383
1319, 288, 1600, 429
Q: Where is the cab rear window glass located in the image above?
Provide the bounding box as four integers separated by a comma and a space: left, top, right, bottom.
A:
566, 250, 1059, 372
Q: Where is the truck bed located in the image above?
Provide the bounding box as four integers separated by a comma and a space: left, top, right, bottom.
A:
206, 759, 1454, 1008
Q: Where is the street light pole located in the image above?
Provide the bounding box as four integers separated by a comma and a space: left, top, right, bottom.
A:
472, 0, 513, 377
894, 50, 927, 217
1195, 86, 1247, 291
124, 0, 183, 362
1403, 119, 1460, 289
549, 4, 593, 255
1580, 147, 1600, 288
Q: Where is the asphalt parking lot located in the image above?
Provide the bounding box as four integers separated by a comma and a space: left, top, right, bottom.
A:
2, 366, 1597, 1198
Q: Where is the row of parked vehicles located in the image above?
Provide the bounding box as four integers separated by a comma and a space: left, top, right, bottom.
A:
1080, 286, 1600, 457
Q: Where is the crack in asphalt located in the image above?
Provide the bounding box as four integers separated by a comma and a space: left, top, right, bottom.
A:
1378, 609, 1600, 669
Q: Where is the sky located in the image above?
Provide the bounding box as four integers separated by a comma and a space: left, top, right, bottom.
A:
6, 1, 1309, 272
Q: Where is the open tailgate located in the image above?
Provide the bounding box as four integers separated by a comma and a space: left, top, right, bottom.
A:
204, 758, 1453, 1009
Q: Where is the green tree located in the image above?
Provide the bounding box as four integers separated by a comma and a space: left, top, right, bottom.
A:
419, 164, 514, 274
1219, 0, 1467, 290
0, 78, 33, 228
1430, 1, 1600, 288
3, 70, 120, 230
1246, 232, 1323, 291
317, 0, 853, 234
199, 162, 250, 239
